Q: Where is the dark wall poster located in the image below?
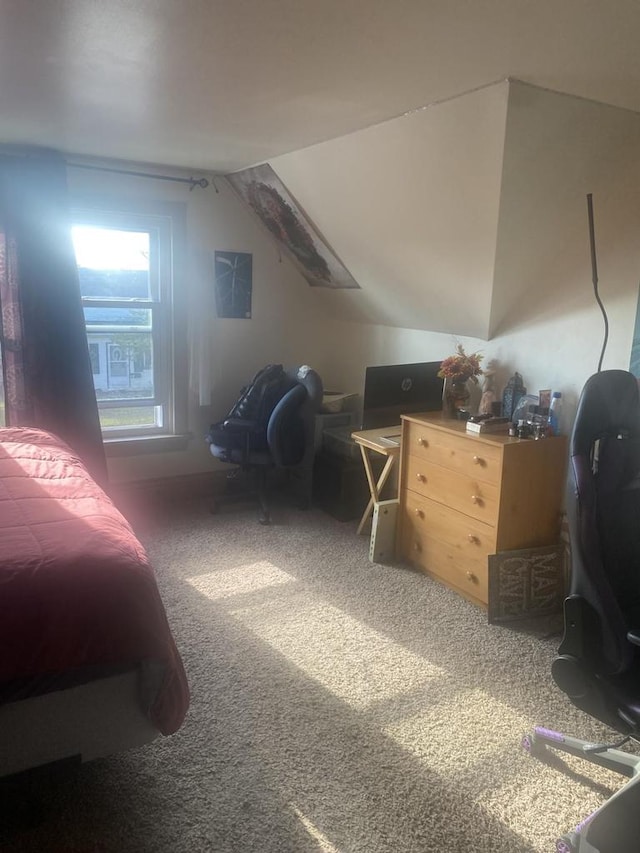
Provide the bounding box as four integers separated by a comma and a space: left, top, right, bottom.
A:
214, 251, 252, 318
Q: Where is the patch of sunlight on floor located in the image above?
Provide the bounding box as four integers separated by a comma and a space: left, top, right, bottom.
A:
230, 589, 446, 710
186, 561, 295, 600
290, 804, 342, 852
383, 686, 532, 776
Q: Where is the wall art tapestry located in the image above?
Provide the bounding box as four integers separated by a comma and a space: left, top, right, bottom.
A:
214, 250, 252, 319
225, 163, 359, 289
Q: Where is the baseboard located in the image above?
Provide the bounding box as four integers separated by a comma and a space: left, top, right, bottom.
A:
109, 466, 311, 529
109, 471, 227, 522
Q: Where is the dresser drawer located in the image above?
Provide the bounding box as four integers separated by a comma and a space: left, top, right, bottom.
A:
403, 421, 502, 484
405, 452, 500, 525
400, 523, 489, 603
403, 490, 497, 557
398, 414, 568, 612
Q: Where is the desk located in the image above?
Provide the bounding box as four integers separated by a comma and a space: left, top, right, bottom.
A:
351, 426, 402, 535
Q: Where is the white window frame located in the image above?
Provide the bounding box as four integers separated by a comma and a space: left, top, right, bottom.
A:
72, 197, 188, 453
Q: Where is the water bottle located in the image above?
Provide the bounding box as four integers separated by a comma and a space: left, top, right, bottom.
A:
549, 392, 562, 436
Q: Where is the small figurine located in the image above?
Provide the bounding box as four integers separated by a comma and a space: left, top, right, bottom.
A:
478, 370, 496, 416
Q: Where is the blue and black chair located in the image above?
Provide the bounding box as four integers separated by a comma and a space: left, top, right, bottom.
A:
206, 364, 323, 524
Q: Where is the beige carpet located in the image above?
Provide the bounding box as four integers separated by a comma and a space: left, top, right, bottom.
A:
1, 497, 631, 852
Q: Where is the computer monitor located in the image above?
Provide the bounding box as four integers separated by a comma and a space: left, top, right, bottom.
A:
361, 361, 444, 429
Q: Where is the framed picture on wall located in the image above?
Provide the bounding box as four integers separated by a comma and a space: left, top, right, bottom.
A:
214, 250, 252, 319
225, 163, 359, 290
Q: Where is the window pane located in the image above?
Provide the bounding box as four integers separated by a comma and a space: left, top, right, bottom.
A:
88, 343, 100, 374
73, 226, 151, 300
86, 329, 154, 402
83, 306, 152, 329
99, 405, 162, 431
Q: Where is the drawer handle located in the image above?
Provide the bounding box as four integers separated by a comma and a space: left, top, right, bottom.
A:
417, 437, 428, 447
466, 570, 478, 583
413, 541, 422, 553
416, 473, 426, 483
468, 533, 479, 544
472, 455, 485, 466
414, 508, 424, 518
471, 494, 482, 505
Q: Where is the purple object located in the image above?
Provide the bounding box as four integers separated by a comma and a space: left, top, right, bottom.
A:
575, 811, 595, 833
535, 726, 565, 742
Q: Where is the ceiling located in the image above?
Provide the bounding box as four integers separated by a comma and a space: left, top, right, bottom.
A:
2, 0, 640, 174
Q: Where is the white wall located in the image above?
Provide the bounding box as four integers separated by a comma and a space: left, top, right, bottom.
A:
312, 82, 640, 437
66, 79, 640, 482
487, 82, 640, 427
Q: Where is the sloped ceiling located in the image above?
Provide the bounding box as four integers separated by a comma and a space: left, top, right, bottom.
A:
2, 1, 640, 173
4, 3, 640, 341
262, 82, 509, 339
226, 80, 640, 340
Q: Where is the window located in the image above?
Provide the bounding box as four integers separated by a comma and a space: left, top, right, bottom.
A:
72, 201, 187, 446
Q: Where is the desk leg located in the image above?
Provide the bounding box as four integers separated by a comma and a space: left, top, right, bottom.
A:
357, 448, 396, 535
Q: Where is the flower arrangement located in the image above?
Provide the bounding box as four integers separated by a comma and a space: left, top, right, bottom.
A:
438, 344, 484, 384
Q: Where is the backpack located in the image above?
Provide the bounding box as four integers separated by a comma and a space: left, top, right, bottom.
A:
207, 364, 293, 454
226, 364, 289, 424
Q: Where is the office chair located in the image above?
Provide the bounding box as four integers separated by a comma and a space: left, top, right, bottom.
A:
206, 364, 323, 524
522, 370, 640, 852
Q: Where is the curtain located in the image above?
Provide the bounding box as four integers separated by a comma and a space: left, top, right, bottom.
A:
187, 248, 214, 407
0, 151, 107, 485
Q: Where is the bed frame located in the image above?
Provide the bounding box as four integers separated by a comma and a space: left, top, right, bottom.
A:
0, 670, 160, 778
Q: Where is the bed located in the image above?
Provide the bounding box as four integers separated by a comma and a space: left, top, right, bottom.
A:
0, 427, 190, 777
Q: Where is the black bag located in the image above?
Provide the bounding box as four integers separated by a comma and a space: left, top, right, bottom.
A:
226, 364, 289, 424
207, 364, 292, 453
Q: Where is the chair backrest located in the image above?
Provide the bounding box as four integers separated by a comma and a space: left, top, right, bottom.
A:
285, 364, 324, 423
566, 369, 640, 675
267, 365, 323, 467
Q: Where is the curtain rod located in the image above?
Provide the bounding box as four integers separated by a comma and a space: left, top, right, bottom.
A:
67, 161, 218, 191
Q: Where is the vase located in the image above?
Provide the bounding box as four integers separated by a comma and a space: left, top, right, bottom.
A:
444, 379, 471, 418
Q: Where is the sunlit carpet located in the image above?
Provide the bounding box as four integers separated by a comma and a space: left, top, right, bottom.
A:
1, 497, 629, 852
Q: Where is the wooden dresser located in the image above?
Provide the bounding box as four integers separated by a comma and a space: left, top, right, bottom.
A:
397, 412, 568, 608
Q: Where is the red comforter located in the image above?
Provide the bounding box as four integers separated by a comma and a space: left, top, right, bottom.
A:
0, 427, 189, 735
